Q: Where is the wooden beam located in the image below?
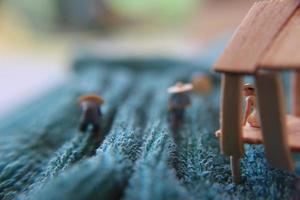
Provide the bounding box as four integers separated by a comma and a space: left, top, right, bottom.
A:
220, 74, 244, 183
260, 9, 300, 70
220, 74, 244, 158
214, 0, 300, 74
255, 71, 294, 171
230, 156, 241, 184
292, 70, 300, 117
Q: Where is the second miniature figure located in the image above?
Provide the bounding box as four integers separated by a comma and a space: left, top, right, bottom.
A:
167, 82, 193, 129
78, 94, 104, 137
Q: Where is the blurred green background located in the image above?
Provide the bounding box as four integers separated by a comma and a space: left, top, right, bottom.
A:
1, 0, 202, 31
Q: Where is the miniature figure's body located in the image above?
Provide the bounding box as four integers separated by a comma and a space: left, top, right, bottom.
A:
169, 93, 191, 120
167, 82, 193, 126
78, 95, 104, 136
243, 84, 260, 128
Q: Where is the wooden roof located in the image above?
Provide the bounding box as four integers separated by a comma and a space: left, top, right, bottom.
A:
214, 0, 300, 74
260, 8, 300, 69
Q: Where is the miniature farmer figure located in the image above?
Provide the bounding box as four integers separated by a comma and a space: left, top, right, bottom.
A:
243, 83, 260, 128
78, 94, 104, 135
167, 82, 193, 124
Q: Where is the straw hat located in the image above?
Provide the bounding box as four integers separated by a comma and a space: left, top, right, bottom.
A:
78, 94, 105, 105
167, 82, 193, 94
243, 83, 255, 90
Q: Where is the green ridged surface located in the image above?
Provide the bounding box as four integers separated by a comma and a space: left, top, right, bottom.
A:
0, 60, 299, 200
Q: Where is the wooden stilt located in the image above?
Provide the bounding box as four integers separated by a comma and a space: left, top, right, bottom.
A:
220, 74, 244, 183
230, 156, 241, 184
255, 71, 294, 171
220, 74, 244, 157
292, 70, 300, 117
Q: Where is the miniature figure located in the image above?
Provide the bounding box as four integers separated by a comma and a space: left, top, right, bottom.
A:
243, 83, 260, 128
191, 72, 213, 95
167, 82, 193, 126
78, 94, 104, 136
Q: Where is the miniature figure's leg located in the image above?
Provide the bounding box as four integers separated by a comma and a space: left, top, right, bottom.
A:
169, 109, 184, 128
92, 123, 101, 135
79, 122, 89, 133
178, 109, 185, 120
92, 123, 102, 141
168, 110, 176, 123
168, 110, 180, 134
173, 109, 184, 121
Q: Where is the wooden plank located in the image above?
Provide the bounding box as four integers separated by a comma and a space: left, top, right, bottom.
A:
214, 0, 300, 74
292, 71, 300, 116
255, 71, 294, 171
240, 115, 300, 152
220, 74, 244, 158
260, 9, 300, 69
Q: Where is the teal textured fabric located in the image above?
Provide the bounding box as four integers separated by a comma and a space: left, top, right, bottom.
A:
0, 59, 300, 200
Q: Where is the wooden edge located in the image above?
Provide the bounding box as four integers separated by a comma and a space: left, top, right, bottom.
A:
214, 69, 255, 75
292, 70, 300, 116
215, 127, 300, 152
259, 65, 300, 71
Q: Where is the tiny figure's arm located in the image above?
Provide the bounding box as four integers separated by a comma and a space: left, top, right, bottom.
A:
243, 99, 252, 126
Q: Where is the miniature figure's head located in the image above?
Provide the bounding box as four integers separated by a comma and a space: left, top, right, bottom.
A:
243, 83, 255, 96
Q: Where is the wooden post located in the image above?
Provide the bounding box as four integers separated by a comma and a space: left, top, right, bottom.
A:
230, 156, 241, 184
220, 73, 244, 183
255, 71, 294, 171
292, 70, 300, 117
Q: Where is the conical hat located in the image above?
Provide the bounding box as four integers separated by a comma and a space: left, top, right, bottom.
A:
78, 94, 105, 105
167, 82, 193, 94
243, 83, 255, 90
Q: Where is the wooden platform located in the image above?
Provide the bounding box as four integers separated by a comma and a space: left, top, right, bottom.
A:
216, 115, 300, 152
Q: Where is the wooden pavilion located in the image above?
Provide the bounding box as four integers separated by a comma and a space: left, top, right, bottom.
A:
214, 0, 300, 183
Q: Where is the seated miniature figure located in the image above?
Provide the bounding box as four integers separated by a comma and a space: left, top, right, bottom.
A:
78, 94, 104, 136
167, 82, 193, 125
215, 83, 261, 138
243, 83, 260, 128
